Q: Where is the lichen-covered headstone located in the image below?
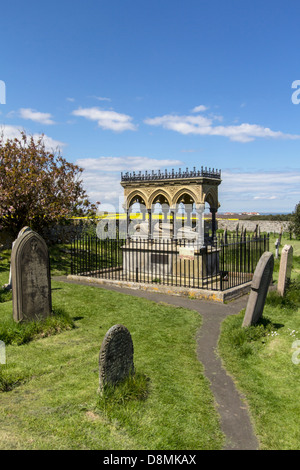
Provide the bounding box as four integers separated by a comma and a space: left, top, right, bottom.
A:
242, 252, 274, 327
11, 230, 52, 322
99, 324, 134, 390
277, 245, 293, 297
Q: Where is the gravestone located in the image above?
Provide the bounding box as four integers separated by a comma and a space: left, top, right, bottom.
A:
277, 245, 293, 296
11, 230, 52, 322
99, 324, 134, 390
242, 252, 274, 327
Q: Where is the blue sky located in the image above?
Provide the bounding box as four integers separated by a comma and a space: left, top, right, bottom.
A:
1, 0, 300, 213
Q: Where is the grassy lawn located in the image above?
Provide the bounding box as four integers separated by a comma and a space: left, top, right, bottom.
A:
218, 236, 300, 450
1, 232, 299, 449
0, 255, 224, 450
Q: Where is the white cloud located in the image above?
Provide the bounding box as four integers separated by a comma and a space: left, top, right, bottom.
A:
72, 107, 137, 132
93, 96, 111, 102
253, 195, 277, 200
144, 109, 300, 143
0, 125, 65, 152
219, 169, 300, 212
19, 108, 55, 125
76, 156, 182, 172
191, 105, 208, 113
145, 113, 212, 135
75, 156, 184, 208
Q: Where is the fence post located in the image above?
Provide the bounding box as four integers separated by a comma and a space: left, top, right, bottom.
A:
70, 238, 73, 275
220, 241, 223, 291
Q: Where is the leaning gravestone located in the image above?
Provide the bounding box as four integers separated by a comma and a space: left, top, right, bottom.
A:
99, 324, 134, 391
242, 252, 274, 327
277, 245, 293, 297
11, 230, 52, 322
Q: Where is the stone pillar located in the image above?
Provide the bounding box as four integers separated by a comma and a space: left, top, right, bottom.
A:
186, 205, 192, 227
126, 208, 131, 239
141, 207, 146, 222
148, 209, 152, 239
158, 212, 163, 236
170, 209, 175, 239
162, 204, 169, 223
195, 203, 205, 247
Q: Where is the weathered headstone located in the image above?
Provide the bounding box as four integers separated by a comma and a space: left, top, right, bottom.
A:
11, 230, 52, 322
277, 245, 293, 297
242, 252, 274, 327
99, 324, 134, 390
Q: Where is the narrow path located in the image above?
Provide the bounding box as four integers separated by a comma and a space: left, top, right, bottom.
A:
52, 276, 259, 450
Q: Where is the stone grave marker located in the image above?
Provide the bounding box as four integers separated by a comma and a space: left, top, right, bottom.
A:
242, 251, 274, 327
99, 324, 134, 391
11, 230, 52, 322
277, 245, 293, 297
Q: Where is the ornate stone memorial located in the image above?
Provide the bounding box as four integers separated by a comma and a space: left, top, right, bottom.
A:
11, 230, 52, 322
242, 252, 274, 327
99, 324, 134, 390
120, 167, 222, 284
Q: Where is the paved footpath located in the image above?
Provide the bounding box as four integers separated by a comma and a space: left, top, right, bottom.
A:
53, 276, 259, 450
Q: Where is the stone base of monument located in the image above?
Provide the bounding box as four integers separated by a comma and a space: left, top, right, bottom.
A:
67, 273, 252, 303
121, 239, 220, 288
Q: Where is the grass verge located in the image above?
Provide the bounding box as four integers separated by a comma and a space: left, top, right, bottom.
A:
0, 307, 75, 346
0, 279, 224, 450
218, 277, 300, 450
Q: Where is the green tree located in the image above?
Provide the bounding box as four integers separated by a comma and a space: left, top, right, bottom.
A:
289, 202, 300, 239
0, 131, 97, 236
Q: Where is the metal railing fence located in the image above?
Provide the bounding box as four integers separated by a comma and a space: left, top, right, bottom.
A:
70, 233, 269, 291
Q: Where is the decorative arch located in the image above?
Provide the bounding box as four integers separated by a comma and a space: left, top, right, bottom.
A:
148, 189, 172, 209
125, 190, 148, 210
171, 188, 198, 208
203, 186, 219, 211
